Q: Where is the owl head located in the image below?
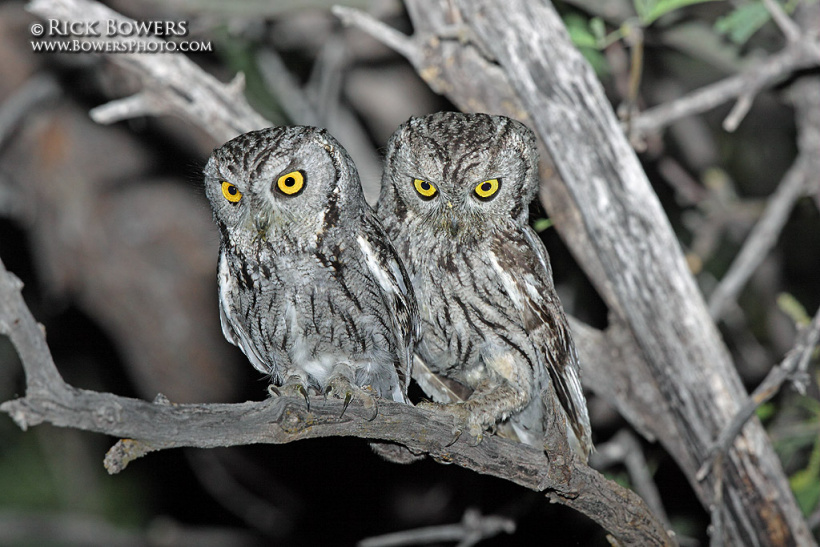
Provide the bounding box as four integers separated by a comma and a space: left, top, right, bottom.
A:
379, 112, 539, 239
204, 126, 365, 244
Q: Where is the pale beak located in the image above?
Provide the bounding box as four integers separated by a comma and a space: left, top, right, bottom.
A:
253, 211, 271, 239
449, 217, 459, 237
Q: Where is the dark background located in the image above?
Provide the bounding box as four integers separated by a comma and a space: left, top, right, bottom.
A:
1, 1, 817, 545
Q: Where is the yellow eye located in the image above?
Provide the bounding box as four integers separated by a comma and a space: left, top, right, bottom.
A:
276, 171, 305, 196
221, 181, 242, 203
474, 178, 500, 200
413, 178, 437, 199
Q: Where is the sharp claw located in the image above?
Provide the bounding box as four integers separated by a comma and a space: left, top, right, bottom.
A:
323, 374, 379, 421
446, 428, 462, 447
366, 397, 378, 421
299, 385, 310, 411
340, 392, 353, 418
268, 385, 281, 397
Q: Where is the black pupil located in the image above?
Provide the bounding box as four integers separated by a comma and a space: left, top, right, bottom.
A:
421, 181, 430, 191
284, 177, 295, 187
227, 185, 237, 195
481, 182, 492, 192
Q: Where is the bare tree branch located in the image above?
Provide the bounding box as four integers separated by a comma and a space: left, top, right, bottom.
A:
591, 430, 671, 531
357, 507, 515, 547
631, 36, 820, 136
761, 0, 802, 43
332, 6, 421, 65
0, 73, 61, 149
707, 156, 812, 319
708, 76, 820, 320
721, 92, 753, 132
256, 48, 321, 127
0, 255, 674, 545
698, 305, 820, 480
27, 0, 270, 142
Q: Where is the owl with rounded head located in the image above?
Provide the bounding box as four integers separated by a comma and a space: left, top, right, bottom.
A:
203, 126, 418, 413
377, 112, 592, 458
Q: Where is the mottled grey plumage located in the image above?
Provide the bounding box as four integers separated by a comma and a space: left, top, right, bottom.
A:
377, 112, 592, 458
204, 126, 417, 407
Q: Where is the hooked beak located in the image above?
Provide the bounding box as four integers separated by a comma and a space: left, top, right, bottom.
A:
443, 203, 459, 237
253, 211, 271, 240
448, 216, 459, 237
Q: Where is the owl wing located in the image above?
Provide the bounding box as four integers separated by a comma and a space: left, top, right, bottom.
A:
356, 213, 420, 400
491, 226, 592, 457
217, 247, 271, 375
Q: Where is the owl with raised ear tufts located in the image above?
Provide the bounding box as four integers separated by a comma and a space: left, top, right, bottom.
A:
203, 126, 418, 411
376, 112, 592, 459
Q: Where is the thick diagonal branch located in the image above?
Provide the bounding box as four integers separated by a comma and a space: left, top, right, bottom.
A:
336, 1, 815, 544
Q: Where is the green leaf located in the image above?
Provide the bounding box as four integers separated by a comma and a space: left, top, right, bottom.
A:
755, 401, 776, 421
590, 17, 607, 41
603, 469, 632, 489
714, 2, 772, 44
564, 14, 599, 48
777, 292, 811, 326
791, 470, 820, 516
790, 437, 820, 516
214, 28, 287, 125
796, 396, 820, 417
561, 14, 611, 76
634, 0, 720, 25
581, 48, 611, 77
533, 218, 554, 232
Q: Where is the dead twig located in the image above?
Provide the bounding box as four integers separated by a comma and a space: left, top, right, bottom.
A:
357, 507, 515, 547
721, 0, 808, 133
707, 156, 812, 319
697, 305, 820, 481
591, 429, 671, 530
761, 0, 801, 43
27, 0, 270, 142
631, 37, 820, 136
708, 76, 820, 320
0, 73, 61, 149
332, 6, 421, 65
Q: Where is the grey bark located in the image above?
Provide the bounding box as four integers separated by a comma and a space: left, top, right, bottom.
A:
0, 255, 672, 545
28, 0, 269, 142
460, 2, 813, 544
